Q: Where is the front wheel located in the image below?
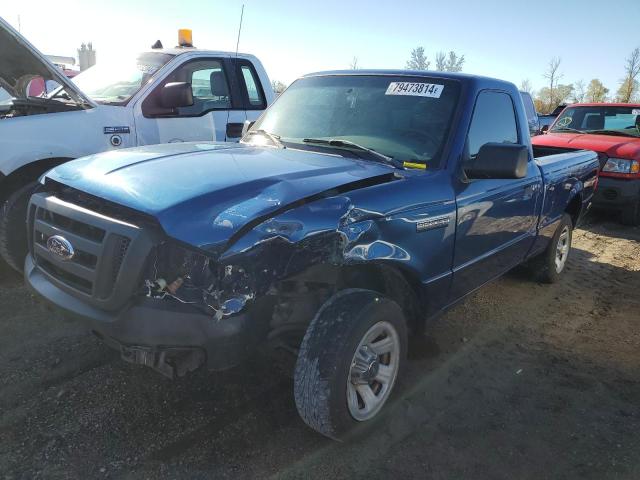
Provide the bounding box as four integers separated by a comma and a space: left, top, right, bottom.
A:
293, 289, 407, 440
531, 213, 573, 284
0, 181, 39, 273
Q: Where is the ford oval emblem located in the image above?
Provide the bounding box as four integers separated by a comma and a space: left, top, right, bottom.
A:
47, 235, 75, 261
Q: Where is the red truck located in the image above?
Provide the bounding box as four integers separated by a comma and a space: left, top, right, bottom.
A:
532, 103, 640, 225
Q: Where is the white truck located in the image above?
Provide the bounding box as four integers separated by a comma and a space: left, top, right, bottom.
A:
0, 18, 274, 271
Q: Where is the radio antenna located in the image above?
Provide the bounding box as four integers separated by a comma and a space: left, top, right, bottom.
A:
235, 4, 244, 60
226, 4, 244, 140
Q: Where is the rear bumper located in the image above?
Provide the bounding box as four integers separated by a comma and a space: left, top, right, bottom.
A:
593, 177, 640, 208
25, 254, 257, 375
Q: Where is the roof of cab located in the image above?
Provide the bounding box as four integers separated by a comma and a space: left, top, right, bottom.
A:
141, 47, 259, 59
564, 102, 640, 108
301, 69, 517, 90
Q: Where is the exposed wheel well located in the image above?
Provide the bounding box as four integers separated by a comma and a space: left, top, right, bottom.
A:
337, 263, 424, 333
565, 193, 582, 226
1, 158, 72, 201
267, 262, 425, 355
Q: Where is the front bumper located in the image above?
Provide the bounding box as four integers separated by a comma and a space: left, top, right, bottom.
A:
25, 254, 257, 376
593, 176, 640, 208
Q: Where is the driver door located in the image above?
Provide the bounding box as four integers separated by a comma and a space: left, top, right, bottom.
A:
135, 58, 247, 145
450, 90, 541, 300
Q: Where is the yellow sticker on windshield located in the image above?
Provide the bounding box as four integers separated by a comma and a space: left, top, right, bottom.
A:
403, 162, 427, 169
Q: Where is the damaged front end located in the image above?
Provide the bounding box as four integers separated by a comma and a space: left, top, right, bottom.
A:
30, 145, 418, 379
141, 241, 261, 320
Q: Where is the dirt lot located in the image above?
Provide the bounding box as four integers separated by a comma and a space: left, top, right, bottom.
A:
1, 214, 639, 480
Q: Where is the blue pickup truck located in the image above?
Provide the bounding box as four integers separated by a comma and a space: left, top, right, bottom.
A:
25, 70, 598, 439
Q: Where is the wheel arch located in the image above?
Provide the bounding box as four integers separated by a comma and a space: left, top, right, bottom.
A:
336, 262, 424, 334
0, 157, 73, 200
565, 190, 583, 226
276, 259, 425, 335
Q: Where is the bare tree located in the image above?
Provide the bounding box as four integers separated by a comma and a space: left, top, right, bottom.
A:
271, 80, 287, 95
434, 50, 465, 72
406, 47, 430, 70
572, 79, 586, 103
535, 84, 574, 113
444, 51, 465, 72
542, 57, 563, 111
586, 79, 609, 103
616, 47, 640, 103
349, 56, 359, 70
520, 79, 533, 94
435, 52, 446, 71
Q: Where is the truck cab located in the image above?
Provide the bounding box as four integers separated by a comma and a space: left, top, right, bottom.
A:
0, 17, 274, 270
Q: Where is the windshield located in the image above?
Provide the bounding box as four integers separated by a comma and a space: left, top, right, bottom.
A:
249, 75, 461, 168
69, 52, 174, 105
551, 105, 640, 137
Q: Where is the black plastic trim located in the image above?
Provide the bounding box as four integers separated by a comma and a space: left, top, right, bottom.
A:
25, 255, 254, 370
593, 177, 640, 207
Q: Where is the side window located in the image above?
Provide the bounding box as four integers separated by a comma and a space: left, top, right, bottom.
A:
467, 91, 518, 158
240, 64, 265, 108
604, 113, 635, 130
166, 59, 231, 116
521, 92, 536, 121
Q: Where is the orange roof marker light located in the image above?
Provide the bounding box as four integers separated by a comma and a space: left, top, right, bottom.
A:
178, 29, 193, 48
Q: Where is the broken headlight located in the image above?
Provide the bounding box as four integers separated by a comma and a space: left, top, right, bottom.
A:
142, 241, 255, 319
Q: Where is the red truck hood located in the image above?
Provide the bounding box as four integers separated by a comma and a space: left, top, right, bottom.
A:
533, 132, 640, 159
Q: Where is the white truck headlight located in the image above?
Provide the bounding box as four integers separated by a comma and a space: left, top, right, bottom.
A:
602, 158, 639, 174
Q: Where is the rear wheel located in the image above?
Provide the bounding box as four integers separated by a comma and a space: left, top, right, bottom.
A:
620, 198, 640, 226
293, 289, 407, 440
530, 213, 573, 284
0, 181, 39, 273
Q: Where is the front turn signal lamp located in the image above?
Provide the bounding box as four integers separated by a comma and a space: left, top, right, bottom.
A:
602, 158, 640, 175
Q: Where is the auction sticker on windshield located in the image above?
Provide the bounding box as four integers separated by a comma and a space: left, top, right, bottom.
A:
385, 82, 444, 98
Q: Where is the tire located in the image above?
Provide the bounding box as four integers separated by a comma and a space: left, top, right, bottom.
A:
620, 198, 640, 226
530, 213, 573, 284
0, 181, 39, 273
293, 289, 408, 440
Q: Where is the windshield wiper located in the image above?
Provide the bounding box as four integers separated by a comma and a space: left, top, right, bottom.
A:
585, 129, 639, 138
302, 138, 402, 168
551, 127, 584, 134
245, 129, 284, 148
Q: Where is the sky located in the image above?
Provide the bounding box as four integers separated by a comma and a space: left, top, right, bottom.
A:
3, 0, 640, 94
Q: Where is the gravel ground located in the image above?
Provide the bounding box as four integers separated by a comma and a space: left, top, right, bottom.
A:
0, 214, 638, 479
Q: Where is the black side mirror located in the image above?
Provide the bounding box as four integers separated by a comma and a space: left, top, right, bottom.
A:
241, 120, 256, 138
465, 143, 528, 179
540, 124, 550, 134
159, 82, 194, 108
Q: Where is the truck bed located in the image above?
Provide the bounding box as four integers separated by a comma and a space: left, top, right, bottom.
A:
533, 146, 599, 230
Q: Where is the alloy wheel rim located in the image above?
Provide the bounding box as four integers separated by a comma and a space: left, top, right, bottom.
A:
555, 226, 571, 273
347, 320, 400, 421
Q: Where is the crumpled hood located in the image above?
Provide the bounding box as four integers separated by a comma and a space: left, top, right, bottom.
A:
0, 16, 91, 103
533, 132, 640, 159
45, 142, 397, 251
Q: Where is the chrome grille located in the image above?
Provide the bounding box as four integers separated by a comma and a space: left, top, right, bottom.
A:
28, 192, 152, 310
